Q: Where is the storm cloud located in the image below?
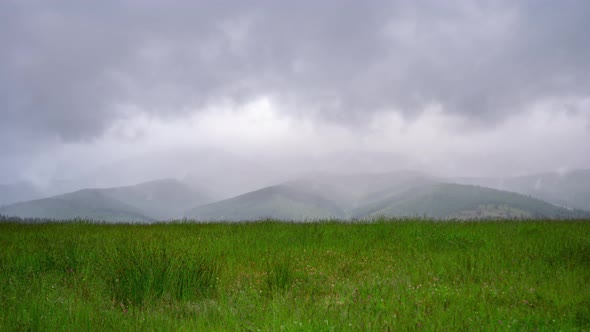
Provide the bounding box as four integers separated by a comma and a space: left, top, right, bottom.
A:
0, 0, 589, 188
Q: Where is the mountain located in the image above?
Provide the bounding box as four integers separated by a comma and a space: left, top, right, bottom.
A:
0, 182, 41, 207
186, 171, 585, 221
4, 171, 588, 222
0, 189, 152, 222
66, 148, 287, 199
99, 179, 212, 220
0, 178, 213, 222
283, 171, 436, 211
352, 183, 587, 219
185, 184, 348, 221
455, 170, 590, 211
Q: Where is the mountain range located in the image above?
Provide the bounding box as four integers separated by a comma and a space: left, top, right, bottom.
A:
187, 171, 589, 221
0, 179, 211, 222
2, 170, 588, 222
455, 170, 590, 211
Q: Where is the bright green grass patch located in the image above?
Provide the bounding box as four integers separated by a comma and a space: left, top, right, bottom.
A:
0, 220, 589, 330
106, 243, 219, 306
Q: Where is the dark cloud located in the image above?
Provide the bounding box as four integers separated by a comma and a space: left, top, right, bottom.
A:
0, 0, 589, 186
2, 0, 589, 142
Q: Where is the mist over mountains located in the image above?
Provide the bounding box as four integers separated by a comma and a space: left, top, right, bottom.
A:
0, 179, 211, 222
2, 169, 589, 222
1, 1, 590, 223
455, 169, 590, 211
0, 182, 42, 207
186, 171, 589, 221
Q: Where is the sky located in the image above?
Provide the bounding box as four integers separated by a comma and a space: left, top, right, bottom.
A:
1, 0, 589, 192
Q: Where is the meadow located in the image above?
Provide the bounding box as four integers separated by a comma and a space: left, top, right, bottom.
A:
0, 219, 589, 331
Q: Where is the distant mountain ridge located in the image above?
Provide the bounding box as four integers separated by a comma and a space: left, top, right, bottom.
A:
283, 170, 436, 212
0, 189, 152, 222
351, 183, 585, 219
2, 170, 589, 222
0, 179, 212, 222
98, 179, 212, 220
455, 169, 590, 211
186, 184, 348, 221
186, 171, 589, 221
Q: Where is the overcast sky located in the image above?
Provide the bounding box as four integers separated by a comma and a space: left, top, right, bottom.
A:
1, 0, 589, 190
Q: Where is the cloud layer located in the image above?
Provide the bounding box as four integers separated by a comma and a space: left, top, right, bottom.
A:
1, 0, 589, 187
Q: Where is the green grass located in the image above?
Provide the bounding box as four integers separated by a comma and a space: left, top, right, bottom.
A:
1, 220, 589, 330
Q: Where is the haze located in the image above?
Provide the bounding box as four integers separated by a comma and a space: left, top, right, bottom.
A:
1, 1, 589, 197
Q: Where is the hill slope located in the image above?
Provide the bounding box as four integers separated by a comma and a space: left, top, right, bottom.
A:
0, 179, 213, 222
0, 189, 152, 222
4, 171, 587, 222
284, 171, 436, 212
100, 179, 212, 220
185, 185, 347, 221
352, 183, 587, 219
186, 172, 588, 221
455, 170, 590, 211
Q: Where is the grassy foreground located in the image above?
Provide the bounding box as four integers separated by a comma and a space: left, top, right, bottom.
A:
1, 220, 589, 331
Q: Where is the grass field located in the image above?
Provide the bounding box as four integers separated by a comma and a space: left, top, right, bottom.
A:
1, 219, 589, 330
